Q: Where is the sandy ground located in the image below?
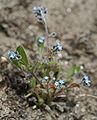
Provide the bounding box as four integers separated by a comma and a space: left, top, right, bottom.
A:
0, 0, 97, 120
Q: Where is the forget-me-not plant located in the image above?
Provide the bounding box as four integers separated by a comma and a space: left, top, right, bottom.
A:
7, 6, 92, 106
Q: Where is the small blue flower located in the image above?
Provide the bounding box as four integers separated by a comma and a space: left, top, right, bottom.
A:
32, 6, 41, 15
42, 76, 49, 83
32, 6, 47, 23
8, 50, 21, 61
37, 36, 45, 44
81, 74, 91, 87
59, 79, 65, 85
44, 76, 49, 81
55, 79, 65, 89
32, 6, 47, 16
53, 40, 62, 52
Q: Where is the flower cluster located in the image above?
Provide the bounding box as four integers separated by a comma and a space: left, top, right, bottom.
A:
32, 6, 47, 23
53, 40, 63, 52
42, 76, 65, 90
54, 79, 65, 89
8, 50, 21, 61
81, 74, 91, 87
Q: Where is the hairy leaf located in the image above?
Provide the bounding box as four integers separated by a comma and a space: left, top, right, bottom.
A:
17, 46, 28, 66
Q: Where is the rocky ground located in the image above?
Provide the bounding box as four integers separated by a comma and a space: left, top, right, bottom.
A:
0, 0, 97, 120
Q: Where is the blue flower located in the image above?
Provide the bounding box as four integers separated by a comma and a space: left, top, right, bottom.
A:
53, 40, 62, 52
59, 79, 65, 85
55, 79, 65, 89
44, 76, 49, 81
37, 36, 45, 44
42, 76, 49, 83
32, 6, 47, 16
81, 74, 91, 87
32, 6, 41, 16
8, 50, 21, 61
32, 6, 47, 23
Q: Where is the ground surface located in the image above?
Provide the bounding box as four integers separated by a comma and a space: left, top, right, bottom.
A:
0, 0, 97, 120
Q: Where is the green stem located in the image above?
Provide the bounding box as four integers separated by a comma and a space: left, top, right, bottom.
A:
26, 64, 45, 89
32, 72, 44, 88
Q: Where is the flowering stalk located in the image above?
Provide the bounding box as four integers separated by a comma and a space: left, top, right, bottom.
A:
40, 9, 49, 35
32, 6, 57, 38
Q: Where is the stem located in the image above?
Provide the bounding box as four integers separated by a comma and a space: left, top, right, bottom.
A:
44, 18, 49, 36
54, 93, 97, 100
41, 10, 57, 38
32, 72, 44, 88
41, 11, 49, 36
54, 88, 64, 98
76, 93, 97, 99
52, 88, 57, 98
38, 45, 44, 61
26, 64, 45, 89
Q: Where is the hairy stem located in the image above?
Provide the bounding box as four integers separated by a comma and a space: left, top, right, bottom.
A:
41, 10, 49, 36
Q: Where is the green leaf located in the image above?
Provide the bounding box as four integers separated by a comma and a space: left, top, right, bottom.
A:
37, 96, 44, 105
67, 65, 80, 80
48, 61, 57, 65
16, 46, 28, 66
31, 79, 36, 89
74, 66, 80, 74
12, 60, 21, 68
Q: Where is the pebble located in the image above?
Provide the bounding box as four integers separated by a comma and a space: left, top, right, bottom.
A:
81, 108, 86, 112
76, 103, 80, 107
32, 105, 37, 109
66, 8, 72, 13
65, 61, 69, 65
45, 105, 51, 113
55, 104, 64, 113
80, 65, 84, 70
1, 56, 8, 63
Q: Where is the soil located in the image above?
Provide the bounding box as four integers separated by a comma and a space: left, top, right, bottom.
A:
0, 0, 97, 120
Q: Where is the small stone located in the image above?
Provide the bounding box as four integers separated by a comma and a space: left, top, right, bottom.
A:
56, 104, 64, 113
45, 105, 51, 112
76, 104, 79, 107
65, 61, 69, 65
1, 56, 8, 63
81, 108, 86, 112
80, 65, 84, 70
32, 105, 37, 109
66, 8, 72, 13
28, 25, 33, 30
